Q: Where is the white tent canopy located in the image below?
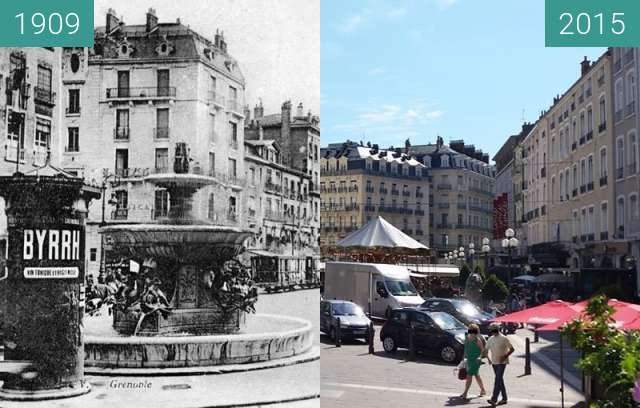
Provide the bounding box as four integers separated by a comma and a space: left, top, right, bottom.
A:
337, 216, 428, 250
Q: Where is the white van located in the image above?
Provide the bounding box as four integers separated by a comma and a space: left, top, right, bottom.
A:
324, 262, 424, 318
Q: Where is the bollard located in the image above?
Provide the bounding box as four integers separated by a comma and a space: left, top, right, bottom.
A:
335, 317, 342, 347
524, 337, 532, 375
408, 324, 416, 361
368, 322, 375, 354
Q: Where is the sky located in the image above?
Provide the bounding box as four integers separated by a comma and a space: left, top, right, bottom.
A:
321, 0, 606, 160
94, 0, 320, 118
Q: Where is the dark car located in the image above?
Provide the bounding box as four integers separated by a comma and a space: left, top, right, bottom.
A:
419, 298, 494, 334
320, 300, 372, 341
380, 308, 466, 363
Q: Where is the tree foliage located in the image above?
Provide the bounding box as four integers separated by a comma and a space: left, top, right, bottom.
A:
481, 274, 508, 303
458, 263, 471, 288
562, 295, 640, 408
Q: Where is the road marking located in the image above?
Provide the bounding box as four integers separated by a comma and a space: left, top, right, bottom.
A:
508, 334, 582, 390
320, 389, 345, 399
322, 382, 577, 407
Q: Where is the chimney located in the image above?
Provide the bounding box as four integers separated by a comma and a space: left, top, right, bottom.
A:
254, 100, 264, 119
581, 56, 591, 76
281, 100, 292, 165
296, 102, 304, 117
243, 105, 251, 125
214, 29, 221, 48
106, 8, 119, 33
220, 31, 227, 53
258, 125, 264, 141
146, 8, 158, 32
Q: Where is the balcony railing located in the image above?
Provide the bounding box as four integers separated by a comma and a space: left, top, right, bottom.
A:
627, 163, 637, 176
66, 106, 80, 115
391, 189, 400, 196
111, 208, 128, 220
379, 188, 388, 194
600, 231, 608, 241
599, 122, 607, 133
457, 203, 467, 210
364, 205, 376, 212
114, 127, 130, 140
4, 140, 25, 162
615, 109, 624, 123
402, 191, 411, 197
579, 136, 586, 146
600, 175, 608, 186
365, 186, 374, 193
587, 181, 594, 191
616, 167, 624, 179
437, 183, 452, 190
106, 87, 176, 99
438, 203, 450, 209
586, 130, 593, 141
154, 127, 169, 139
416, 192, 424, 198
571, 142, 577, 151
626, 101, 636, 117
580, 185, 586, 194
34, 86, 55, 105
415, 209, 425, 216
572, 189, 578, 197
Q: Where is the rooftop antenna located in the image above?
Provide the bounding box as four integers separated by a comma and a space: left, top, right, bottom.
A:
521, 109, 525, 124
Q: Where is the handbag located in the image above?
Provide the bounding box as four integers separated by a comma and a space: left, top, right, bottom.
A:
456, 359, 468, 380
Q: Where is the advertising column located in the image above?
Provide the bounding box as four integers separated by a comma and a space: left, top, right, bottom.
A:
0, 173, 99, 400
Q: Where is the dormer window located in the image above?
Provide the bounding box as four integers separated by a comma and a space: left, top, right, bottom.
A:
423, 156, 431, 168
441, 155, 449, 167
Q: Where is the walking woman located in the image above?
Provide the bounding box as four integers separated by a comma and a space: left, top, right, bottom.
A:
460, 323, 487, 400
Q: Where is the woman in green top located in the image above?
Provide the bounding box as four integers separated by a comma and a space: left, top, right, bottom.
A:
460, 323, 487, 400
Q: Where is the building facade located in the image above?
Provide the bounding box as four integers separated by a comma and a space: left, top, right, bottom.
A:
319, 142, 428, 246
408, 138, 495, 255
0, 47, 62, 266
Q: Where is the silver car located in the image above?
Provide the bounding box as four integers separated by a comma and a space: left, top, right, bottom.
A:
320, 300, 372, 341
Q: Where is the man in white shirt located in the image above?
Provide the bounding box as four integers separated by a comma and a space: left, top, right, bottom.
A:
481, 323, 515, 406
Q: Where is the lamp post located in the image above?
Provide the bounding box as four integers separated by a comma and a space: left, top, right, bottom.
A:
501, 228, 519, 284
468, 242, 476, 269
99, 176, 118, 281
481, 237, 491, 274
458, 246, 465, 267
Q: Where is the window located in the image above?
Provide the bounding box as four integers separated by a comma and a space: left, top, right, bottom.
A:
588, 155, 594, 184
117, 71, 130, 98
155, 148, 169, 172
36, 65, 52, 96
587, 107, 593, 133
627, 71, 637, 106
229, 121, 238, 148
68, 89, 80, 114
228, 86, 238, 110
154, 190, 169, 218
228, 158, 237, 180
67, 127, 79, 152
617, 137, 625, 175
115, 149, 128, 177
156, 109, 169, 138
114, 190, 128, 219
599, 96, 606, 126
228, 196, 237, 219
559, 173, 564, 200
580, 112, 585, 137
209, 152, 215, 177
628, 131, 637, 174
631, 194, 639, 221
208, 193, 215, 220
600, 147, 608, 178
157, 69, 170, 97
116, 109, 129, 139
601, 202, 608, 234
89, 248, 97, 262
617, 197, 625, 231
615, 79, 624, 117
35, 119, 50, 164
441, 155, 449, 167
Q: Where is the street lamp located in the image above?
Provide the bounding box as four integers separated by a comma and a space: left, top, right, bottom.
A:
468, 242, 476, 268
458, 247, 465, 267
501, 228, 519, 283
481, 237, 491, 273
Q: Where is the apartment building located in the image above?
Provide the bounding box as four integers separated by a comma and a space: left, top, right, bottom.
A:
243, 103, 320, 279
408, 137, 495, 255
319, 142, 428, 246
0, 47, 62, 265
60, 9, 249, 276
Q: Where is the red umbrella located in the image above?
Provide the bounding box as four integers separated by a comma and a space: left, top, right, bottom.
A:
537, 299, 640, 331
491, 300, 581, 326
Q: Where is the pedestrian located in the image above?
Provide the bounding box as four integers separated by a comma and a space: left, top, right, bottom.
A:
482, 323, 515, 406
459, 323, 486, 400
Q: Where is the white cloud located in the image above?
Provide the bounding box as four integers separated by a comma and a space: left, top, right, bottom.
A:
437, 0, 457, 9
336, 10, 370, 33
368, 66, 386, 76
386, 7, 408, 19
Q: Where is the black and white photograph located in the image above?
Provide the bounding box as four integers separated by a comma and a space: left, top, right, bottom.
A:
0, 1, 319, 406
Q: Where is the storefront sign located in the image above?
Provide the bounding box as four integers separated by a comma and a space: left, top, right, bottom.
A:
24, 267, 79, 279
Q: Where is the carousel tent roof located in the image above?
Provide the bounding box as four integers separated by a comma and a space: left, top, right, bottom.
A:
337, 216, 428, 250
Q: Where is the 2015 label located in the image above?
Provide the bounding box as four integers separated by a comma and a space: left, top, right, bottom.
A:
559, 12, 625, 36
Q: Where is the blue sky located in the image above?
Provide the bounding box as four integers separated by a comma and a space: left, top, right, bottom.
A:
321, 0, 605, 159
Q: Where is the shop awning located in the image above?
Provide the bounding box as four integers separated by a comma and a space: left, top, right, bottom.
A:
404, 264, 460, 277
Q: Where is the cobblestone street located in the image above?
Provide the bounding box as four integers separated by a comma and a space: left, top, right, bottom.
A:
321, 323, 584, 408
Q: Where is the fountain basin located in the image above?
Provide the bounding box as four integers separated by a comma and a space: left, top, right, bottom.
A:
84, 313, 313, 369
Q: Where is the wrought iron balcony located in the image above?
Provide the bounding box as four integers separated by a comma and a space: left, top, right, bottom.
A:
615, 109, 624, 123
586, 131, 593, 141
114, 127, 130, 140
599, 175, 608, 186
34, 86, 55, 105
580, 185, 586, 194
617, 167, 624, 179
65, 106, 80, 115
598, 122, 607, 133
111, 208, 128, 220
106, 87, 176, 100
365, 186, 374, 193
626, 101, 636, 117
154, 127, 169, 139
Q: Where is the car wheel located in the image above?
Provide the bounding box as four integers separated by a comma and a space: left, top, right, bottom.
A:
382, 336, 397, 353
440, 344, 459, 363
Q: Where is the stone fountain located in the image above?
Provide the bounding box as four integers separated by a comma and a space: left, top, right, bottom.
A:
84, 144, 313, 370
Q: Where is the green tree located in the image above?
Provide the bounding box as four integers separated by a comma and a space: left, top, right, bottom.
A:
481, 274, 508, 303
458, 263, 471, 288
562, 295, 640, 407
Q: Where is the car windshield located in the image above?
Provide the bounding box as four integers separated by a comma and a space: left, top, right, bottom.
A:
385, 279, 418, 296
430, 312, 466, 331
332, 303, 365, 316
451, 299, 483, 318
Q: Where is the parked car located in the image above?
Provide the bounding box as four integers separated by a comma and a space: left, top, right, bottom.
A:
380, 308, 466, 363
320, 300, 372, 341
419, 298, 495, 334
